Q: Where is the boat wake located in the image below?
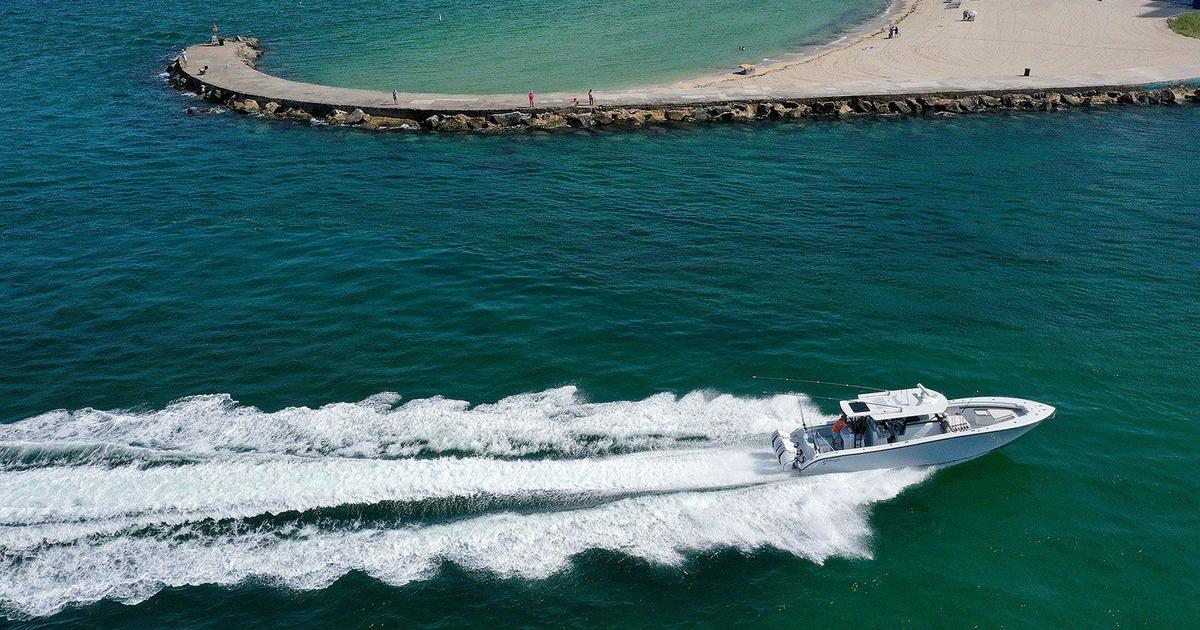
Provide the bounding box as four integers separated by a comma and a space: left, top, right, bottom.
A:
0, 388, 932, 619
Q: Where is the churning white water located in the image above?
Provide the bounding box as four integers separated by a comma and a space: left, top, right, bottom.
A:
0, 389, 932, 618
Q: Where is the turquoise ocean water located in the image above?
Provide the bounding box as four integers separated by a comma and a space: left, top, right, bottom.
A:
3, 0, 1199, 627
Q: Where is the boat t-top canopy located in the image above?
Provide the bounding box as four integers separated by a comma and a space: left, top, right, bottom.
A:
839, 384, 948, 420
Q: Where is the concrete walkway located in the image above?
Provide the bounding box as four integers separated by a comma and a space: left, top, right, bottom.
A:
175, 0, 1200, 115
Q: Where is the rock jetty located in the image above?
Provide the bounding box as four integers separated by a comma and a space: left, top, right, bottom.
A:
168, 38, 1199, 134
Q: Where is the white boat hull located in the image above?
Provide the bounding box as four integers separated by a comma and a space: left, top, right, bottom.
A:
796, 420, 1040, 474
780, 395, 1053, 475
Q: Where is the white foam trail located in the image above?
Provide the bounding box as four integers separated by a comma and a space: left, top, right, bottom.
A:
0, 448, 783, 534
0, 388, 821, 461
0, 389, 926, 620
0, 468, 931, 619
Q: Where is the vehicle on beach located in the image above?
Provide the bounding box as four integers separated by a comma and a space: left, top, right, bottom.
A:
771, 384, 1053, 474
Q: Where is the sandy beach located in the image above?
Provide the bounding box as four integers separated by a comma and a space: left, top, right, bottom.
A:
683, 0, 1200, 89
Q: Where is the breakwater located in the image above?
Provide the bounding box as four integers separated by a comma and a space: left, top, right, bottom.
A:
168, 38, 1200, 133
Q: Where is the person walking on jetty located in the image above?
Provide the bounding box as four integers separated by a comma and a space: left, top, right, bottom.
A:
588, 89, 595, 107
528, 90, 536, 108
211, 23, 220, 45
392, 89, 398, 104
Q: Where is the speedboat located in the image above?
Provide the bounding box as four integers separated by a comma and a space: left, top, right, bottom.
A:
771, 384, 1053, 474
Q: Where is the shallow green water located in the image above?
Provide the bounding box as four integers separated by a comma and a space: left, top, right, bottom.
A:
255, 0, 888, 92
3, 0, 1200, 627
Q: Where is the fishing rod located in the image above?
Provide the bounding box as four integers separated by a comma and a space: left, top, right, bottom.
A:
751, 375, 886, 391
787, 392, 904, 410
755, 379, 906, 410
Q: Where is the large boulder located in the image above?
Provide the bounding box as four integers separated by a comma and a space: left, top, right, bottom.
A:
812, 101, 838, 116
235, 99, 260, 114
436, 114, 473, 132
280, 108, 312, 121
606, 109, 639, 126
888, 100, 912, 115
935, 98, 961, 113
956, 96, 983, 112
263, 101, 281, 115
639, 109, 667, 124
327, 109, 348, 124
361, 116, 420, 130
490, 111, 530, 126
1001, 93, 1029, 108
729, 103, 756, 120
666, 108, 693, 122
708, 106, 734, 122
566, 112, 596, 128
785, 104, 810, 119
1061, 93, 1084, 106
346, 108, 368, 124
851, 98, 877, 114
528, 113, 568, 130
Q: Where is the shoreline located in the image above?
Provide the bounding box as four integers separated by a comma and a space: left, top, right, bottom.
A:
167, 0, 1200, 132
677, 0, 914, 90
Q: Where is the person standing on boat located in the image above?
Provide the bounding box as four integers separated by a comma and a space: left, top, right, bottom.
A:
832, 414, 849, 450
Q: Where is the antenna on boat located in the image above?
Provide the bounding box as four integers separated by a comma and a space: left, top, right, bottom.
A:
751, 376, 885, 391
798, 402, 811, 460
